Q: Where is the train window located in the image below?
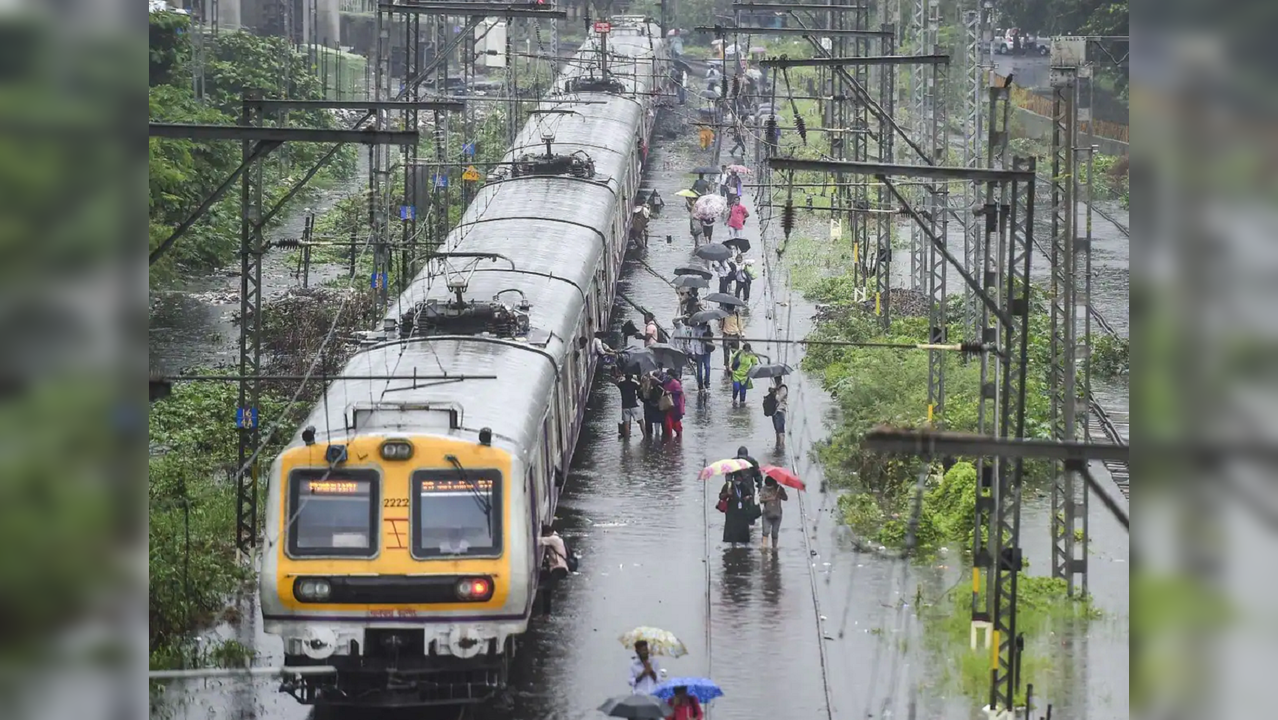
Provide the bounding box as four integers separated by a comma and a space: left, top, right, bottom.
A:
409, 468, 503, 558
286, 469, 380, 558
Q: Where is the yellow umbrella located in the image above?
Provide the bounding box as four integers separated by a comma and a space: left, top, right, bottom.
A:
619, 626, 689, 657
674, 189, 699, 198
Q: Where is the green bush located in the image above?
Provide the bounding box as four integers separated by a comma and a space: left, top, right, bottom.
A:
148, 381, 302, 668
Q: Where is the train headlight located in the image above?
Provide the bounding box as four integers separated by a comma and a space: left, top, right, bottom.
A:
455, 577, 494, 602
380, 440, 414, 461
294, 578, 333, 602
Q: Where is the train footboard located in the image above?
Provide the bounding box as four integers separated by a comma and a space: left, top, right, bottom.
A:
283, 638, 511, 708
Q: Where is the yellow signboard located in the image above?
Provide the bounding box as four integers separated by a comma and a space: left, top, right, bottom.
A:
462, 166, 481, 182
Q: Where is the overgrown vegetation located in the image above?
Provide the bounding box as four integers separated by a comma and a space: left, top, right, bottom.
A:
148, 11, 358, 287
150, 281, 379, 670
921, 573, 1101, 706
1091, 332, 1129, 378
784, 221, 1101, 707
149, 381, 297, 669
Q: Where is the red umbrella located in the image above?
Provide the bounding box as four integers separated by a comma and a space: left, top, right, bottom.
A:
760, 465, 806, 491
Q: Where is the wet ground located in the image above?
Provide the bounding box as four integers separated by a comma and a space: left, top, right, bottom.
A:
152, 106, 1129, 719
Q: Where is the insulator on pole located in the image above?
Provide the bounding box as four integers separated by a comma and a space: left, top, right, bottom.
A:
794, 114, 807, 145
781, 199, 796, 239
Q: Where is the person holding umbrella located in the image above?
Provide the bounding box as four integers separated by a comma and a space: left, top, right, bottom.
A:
666, 686, 703, 720
693, 322, 715, 393
765, 375, 789, 446
712, 258, 732, 294
628, 639, 663, 695
758, 476, 789, 549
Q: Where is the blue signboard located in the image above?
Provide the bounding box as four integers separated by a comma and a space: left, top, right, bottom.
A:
371, 272, 387, 289
433, 174, 449, 188
462, 142, 476, 156
236, 407, 258, 429
399, 205, 416, 220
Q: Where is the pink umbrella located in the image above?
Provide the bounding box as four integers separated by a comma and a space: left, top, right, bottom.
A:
698, 458, 753, 480
726, 164, 752, 174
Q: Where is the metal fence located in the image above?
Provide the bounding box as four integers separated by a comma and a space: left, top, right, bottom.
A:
995, 73, 1129, 144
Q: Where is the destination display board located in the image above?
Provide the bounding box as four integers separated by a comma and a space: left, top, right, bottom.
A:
419, 478, 493, 494
305, 479, 369, 495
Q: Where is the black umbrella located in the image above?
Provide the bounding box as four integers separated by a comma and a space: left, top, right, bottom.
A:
748, 363, 792, 379
598, 694, 673, 720
688, 308, 728, 325
674, 266, 712, 279
723, 237, 751, 253
689, 166, 718, 175
705, 292, 746, 307
672, 274, 709, 289
694, 243, 733, 262
621, 350, 659, 375
646, 342, 688, 367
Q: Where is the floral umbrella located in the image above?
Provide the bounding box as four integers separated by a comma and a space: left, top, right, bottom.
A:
698, 457, 754, 480
693, 193, 727, 220
619, 626, 689, 657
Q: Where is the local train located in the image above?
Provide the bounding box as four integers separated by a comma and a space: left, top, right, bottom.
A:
258, 17, 670, 709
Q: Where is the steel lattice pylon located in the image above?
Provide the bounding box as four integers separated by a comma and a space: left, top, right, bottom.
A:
970, 80, 1011, 650
371, 5, 393, 310
962, 2, 987, 340
235, 97, 265, 558
989, 153, 1035, 713
907, 0, 927, 291
925, 29, 948, 427
1048, 60, 1091, 596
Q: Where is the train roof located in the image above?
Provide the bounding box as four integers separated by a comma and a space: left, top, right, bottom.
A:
284, 24, 667, 458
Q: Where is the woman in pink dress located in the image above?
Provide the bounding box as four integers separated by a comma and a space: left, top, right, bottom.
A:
661, 373, 685, 438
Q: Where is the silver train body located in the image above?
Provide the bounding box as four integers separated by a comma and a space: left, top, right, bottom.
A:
258, 18, 669, 708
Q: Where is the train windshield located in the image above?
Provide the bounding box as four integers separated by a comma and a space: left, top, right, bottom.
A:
412, 469, 503, 558
287, 471, 379, 557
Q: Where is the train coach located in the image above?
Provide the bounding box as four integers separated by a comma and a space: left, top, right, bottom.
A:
257, 17, 669, 709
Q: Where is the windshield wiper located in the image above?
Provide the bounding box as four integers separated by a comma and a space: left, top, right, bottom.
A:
444, 454, 492, 537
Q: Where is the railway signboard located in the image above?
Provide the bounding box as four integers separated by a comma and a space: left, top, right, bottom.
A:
593, 21, 611, 34
462, 166, 481, 181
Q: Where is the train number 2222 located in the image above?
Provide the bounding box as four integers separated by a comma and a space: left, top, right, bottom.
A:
383, 498, 409, 508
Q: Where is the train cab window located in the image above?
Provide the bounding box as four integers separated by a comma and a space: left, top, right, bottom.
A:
410, 469, 503, 558
286, 470, 380, 557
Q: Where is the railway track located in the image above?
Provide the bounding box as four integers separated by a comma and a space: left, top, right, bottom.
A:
1089, 397, 1130, 499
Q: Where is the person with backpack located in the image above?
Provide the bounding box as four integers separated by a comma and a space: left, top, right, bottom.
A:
720, 308, 743, 370
640, 371, 668, 439
763, 376, 788, 446
729, 343, 760, 405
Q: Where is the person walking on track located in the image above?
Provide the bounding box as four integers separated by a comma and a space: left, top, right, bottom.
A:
726, 196, 750, 240
729, 343, 760, 404
628, 640, 663, 694
758, 477, 789, 549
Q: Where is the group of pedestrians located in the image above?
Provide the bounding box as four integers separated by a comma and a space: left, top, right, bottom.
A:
716, 446, 790, 549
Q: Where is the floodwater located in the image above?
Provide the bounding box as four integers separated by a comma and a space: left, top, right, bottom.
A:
152, 107, 1129, 720
148, 154, 364, 376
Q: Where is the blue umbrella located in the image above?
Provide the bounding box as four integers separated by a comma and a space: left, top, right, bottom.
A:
652, 677, 724, 703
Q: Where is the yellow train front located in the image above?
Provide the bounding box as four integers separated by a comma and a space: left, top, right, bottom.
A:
260, 428, 534, 707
